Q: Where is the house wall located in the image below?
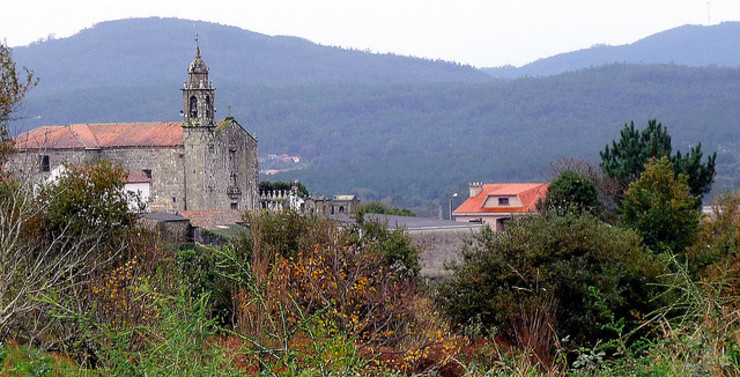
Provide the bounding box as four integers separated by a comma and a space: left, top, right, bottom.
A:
454, 213, 529, 232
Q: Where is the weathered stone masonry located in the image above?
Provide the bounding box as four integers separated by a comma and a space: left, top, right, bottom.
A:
11, 47, 259, 213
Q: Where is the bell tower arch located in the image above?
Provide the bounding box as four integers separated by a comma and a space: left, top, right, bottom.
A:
181, 42, 215, 126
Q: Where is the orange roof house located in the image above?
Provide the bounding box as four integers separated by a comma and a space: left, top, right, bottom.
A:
453, 182, 548, 231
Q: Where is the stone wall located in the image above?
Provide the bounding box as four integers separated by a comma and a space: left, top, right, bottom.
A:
409, 227, 483, 278
100, 147, 186, 212
10, 146, 188, 213
182, 118, 258, 211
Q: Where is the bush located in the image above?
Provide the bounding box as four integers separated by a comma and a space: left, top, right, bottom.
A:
0, 162, 150, 347
540, 170, 601, 216
216, 210, 460, 374
360, 201, 416, 217
438, 212, 660, 347
175, 246, 234, 327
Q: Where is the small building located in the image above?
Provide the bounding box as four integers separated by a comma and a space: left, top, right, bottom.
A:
178, 209, 247, 247
141, 212, 192, 243
304, 194, 332, 215
333, 194, 359, 215
453, 182, 548, 231
44, 164, 151, 212
259, 184, 305, 212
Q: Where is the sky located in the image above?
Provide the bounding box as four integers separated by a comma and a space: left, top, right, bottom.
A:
3, 0, 740, 67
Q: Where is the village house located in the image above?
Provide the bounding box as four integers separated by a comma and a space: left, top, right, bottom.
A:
453, 182, 549, 231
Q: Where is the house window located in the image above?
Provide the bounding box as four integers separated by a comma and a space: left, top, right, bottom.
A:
142, 169, 152, 179
39, 155, 50, 172
498, 197, 509, 206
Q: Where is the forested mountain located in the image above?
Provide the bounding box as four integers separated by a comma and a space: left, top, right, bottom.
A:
12, 17, 487, 94
483, 22, 740, 78
8, 18, 739, 215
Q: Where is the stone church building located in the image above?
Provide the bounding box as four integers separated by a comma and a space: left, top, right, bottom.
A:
11, 47, 259, 212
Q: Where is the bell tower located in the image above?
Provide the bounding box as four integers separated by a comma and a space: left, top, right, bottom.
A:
182, 42, 215, 126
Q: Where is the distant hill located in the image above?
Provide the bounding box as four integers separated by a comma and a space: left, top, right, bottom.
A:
12, 64, 739, 214
482, 22, 740, 78
12, 17, 488, 94
7, 18, 739, 215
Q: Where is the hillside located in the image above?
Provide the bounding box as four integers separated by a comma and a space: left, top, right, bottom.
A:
483, 22, 740, 78
7, 18, 739, 214
12, 64, 739, 214
12, 17, 488, 94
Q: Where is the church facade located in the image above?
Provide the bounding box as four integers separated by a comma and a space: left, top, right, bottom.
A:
11, 47, 259, 212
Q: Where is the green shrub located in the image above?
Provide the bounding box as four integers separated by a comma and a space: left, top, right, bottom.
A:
438, 212, 660, 347
541, 170, 601, 216
175, 246, 234, 327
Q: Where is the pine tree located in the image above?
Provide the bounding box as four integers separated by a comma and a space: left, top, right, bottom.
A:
600, 119, 716, 200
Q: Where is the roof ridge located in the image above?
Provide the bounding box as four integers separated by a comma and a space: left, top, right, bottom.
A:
65, 125, 88, 148
522, 183, 547, 208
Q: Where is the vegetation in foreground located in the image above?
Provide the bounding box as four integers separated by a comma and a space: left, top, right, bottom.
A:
1, 41, 739, 376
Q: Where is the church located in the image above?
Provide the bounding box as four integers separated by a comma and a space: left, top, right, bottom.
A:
11, 47, 259, 213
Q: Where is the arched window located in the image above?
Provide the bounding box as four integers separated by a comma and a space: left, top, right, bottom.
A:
205, 96, 212, 118
189, 96, 198, 118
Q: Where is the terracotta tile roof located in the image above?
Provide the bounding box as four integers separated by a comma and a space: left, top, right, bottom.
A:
13, 122, 188, 149
178, 209, 245, 230
453, 183, 549, 215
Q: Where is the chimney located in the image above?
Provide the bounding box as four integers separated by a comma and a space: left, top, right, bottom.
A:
469, 182, 484, 198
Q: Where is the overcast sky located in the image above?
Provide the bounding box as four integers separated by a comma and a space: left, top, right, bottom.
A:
3, 0, 740, 67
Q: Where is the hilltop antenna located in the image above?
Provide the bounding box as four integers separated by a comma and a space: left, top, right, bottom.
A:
706, 1, 711, 25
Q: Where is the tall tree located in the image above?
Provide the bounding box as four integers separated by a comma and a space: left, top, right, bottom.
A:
621, 156, 701, 253
600, 119, 716, 199
0, 42, 37, 164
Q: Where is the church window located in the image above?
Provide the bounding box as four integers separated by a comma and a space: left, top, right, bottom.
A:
205, 96, 212, 118
189, 96, 198, 117
39, 155, 50, 172
229, 150, 236, 170
142, 169, 152, 179
231, 202, 238, 210
172, 197, 177, 203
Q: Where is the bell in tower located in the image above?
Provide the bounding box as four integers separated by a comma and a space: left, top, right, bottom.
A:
182, 42, 215, 126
